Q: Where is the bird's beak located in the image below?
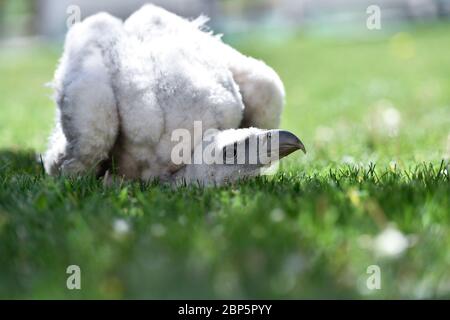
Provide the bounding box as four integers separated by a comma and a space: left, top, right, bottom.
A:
277, 129, 306, 158
223, 129, 306, 166
264, 129, 306, 160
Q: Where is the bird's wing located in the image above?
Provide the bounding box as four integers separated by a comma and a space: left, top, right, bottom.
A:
217, 44, 286, 129
44, 13, 123, 176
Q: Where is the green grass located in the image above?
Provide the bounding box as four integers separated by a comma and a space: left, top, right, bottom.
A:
0, 24, 449, 299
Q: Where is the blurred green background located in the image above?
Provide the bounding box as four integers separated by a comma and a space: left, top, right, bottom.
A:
0, 0, 449, 299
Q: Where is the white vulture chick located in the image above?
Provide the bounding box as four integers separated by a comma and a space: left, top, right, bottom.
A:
43, 5, 306, 186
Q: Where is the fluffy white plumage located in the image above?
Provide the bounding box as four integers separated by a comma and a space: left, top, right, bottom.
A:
43, 5, 299, 186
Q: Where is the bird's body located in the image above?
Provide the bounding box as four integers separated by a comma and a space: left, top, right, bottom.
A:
114, 7, 245, 180
44, 5, 303, 185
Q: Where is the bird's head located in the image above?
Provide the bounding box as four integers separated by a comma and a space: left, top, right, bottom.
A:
172, 127, 306, 186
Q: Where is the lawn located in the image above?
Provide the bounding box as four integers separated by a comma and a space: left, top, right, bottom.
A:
0, 23, 449, 299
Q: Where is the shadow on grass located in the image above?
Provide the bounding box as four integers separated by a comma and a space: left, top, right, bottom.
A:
0, 149, 44, 175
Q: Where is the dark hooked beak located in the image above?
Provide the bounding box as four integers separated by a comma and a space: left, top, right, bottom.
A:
223, 129, 306, 166
265, 129, 306, 160
277, 129, 306, 158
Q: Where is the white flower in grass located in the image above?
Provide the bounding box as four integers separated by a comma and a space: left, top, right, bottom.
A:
373, 226, 409, 258
369, 100, 401, 138
389, 160, 398, 172
342, 155, 356, 165
151, 223, 166, 237
113, 218, 130, 236
382, 107, 401, 137
270, 208, 285, 223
